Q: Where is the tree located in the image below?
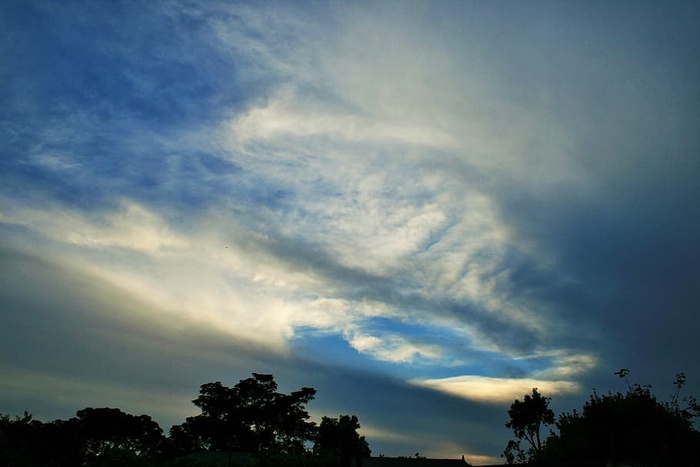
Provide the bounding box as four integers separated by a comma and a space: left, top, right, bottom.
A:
541, 371, 700, 466
0, 408, 165, 467
502, 388, 554, 463
72, 407, 166, 464
314, 415, 370, 467
1, 373, 372, 466
172, 373, 317, 455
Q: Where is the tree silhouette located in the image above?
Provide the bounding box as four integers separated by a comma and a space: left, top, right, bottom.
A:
73, 407, 165, 462
0, 373, 372, 466
502, 388, 554, 463
0, 412, 44, 466
1, 408, 165, 466
314, 415, 370, 467
172, 373, 317, 455
541, 371, 700, 466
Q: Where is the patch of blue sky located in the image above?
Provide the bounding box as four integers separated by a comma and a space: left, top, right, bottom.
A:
292, 335, 440, 382
291, 333, 389, 374
2, 162, 94, 208
133, 162, 292, 214
291, 323, 534, 384
358, 316, 427, 337
355, 316, 473, 359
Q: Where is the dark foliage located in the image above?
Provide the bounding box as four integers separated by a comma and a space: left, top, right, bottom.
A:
314, 414, 371, 467
503, 371, 700, 466
0, 408, 166, 466
170, 373, 317, 454
543, 378, 700, 465
74, 407, 166, 463
0, 412, 46, 466
1, 373, 368, 466
502, 388, 554, 463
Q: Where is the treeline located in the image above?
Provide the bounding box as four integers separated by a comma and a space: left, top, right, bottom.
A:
502, 370, 700, 466
0, 373, 370, 467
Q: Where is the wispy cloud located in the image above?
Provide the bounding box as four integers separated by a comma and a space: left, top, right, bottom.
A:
3, 200, 188, 253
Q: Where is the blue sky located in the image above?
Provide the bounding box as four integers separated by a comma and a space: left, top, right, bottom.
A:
1, 0, 699, 463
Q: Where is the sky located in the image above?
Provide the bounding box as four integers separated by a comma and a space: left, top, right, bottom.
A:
1, 0, 699, 463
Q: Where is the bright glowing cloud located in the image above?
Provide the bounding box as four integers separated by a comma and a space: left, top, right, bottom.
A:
412, 375, 581, 404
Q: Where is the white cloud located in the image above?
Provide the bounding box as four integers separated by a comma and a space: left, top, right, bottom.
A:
1, 200, 301, 349
346, 331, 443, 364
532, 353, 598, 379
412, 375, 581, 404
289, 298, 399, 335
1, 199, 188, 253
230, 87, 455, 148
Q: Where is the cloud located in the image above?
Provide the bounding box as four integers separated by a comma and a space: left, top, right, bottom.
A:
197, 2, 601, 366
532, 354, 598, 380
230, 87, 455, 148
2, 199, 188, 253
346, 331, 443, 364
216, 94, 569, 358
412, 375, 581, 404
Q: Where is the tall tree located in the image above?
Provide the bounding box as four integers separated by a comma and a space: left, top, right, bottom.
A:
502, 388, 555, 463
173, 373, 317, 454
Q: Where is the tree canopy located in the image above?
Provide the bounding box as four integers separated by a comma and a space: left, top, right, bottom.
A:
172, 373, 317, 455
314, 414, 371, 467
